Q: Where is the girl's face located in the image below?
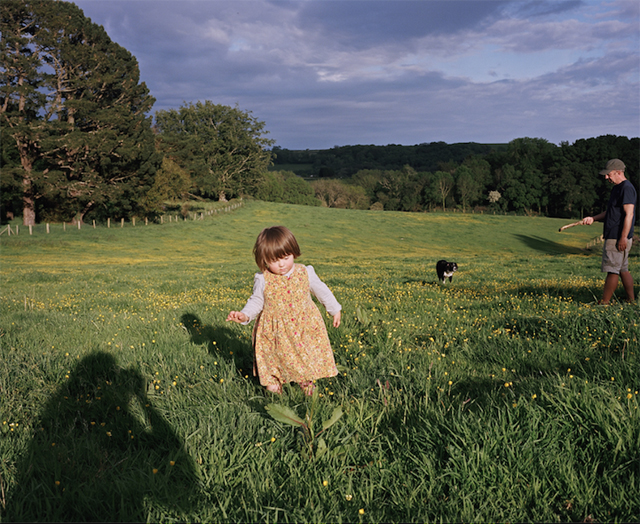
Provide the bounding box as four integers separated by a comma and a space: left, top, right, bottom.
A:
266, 254, 295, 275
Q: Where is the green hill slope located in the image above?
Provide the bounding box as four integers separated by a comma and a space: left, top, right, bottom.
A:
0, 200, 604, 268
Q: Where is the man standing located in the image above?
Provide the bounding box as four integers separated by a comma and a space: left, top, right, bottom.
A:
582, 159, 636, 304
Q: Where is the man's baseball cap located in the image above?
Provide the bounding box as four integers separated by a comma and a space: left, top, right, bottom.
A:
599, 158, 625, 175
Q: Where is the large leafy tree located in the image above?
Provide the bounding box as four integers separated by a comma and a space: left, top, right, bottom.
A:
547, 158, 597, 218
430, 171, 455, 212
255, 170, 319, 206
0, 0, 43, 225
455, 165, 482, 212
455, 156, 490, 211
1, 0, 159, 225
312, 178, 369, 209
155, 101, 275, 202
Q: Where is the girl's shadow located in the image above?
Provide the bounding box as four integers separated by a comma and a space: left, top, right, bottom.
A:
181, 313, 254, 377
4, 352, 200, 522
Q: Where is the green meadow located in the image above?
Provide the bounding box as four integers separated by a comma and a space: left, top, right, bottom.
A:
1, 201, 638, 523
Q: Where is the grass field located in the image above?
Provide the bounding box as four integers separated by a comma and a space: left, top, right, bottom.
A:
1, 200, 638, 523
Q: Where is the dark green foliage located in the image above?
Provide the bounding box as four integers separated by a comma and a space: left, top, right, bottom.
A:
0, 124, 23, 223
254, 170, 320, 206
143, 157, 193, 209
272, 142, 503, 177
276, 135, 638, 217
486, 135, 639, 217
311, 178, 370, 209
0, 0, 160, 225
155, 101, 275, 202
0, 0, 44, 225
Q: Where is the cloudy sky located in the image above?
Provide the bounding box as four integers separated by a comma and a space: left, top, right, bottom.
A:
74, 0, 639, 150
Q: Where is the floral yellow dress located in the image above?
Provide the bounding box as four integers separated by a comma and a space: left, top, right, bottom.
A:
253, 264, 338, 388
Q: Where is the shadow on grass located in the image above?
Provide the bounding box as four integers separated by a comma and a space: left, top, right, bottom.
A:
180, 312, 254, 378
402, 277, 442, 286
4, 352, 199, 523
515, 284, 600, 303
514, 234, 585, 255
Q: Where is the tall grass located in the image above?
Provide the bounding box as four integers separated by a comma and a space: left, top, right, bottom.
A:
1, 201, 638, 522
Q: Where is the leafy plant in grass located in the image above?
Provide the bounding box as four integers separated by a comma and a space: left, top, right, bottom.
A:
355, 305, 370, 326
265, 388, 343, 460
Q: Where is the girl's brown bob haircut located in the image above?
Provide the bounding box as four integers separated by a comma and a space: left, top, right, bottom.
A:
253, 226, 301, 271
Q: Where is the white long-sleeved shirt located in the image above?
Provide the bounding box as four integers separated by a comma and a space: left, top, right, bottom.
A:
239, 265, 341, 324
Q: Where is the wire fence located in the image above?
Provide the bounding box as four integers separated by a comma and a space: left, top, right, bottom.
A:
0, 200, 244, 237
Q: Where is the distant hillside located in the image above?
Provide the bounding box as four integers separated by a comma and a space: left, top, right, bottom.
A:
270, 142, 509, 177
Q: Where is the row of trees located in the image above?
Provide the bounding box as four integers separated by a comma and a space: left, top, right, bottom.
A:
272, 142, 506, 178
297, 135, 638, 218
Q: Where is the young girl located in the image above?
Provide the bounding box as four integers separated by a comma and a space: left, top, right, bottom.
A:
226, 226, 341, 395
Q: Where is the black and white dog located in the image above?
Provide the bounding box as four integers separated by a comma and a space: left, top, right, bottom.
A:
436, 260, 458, 284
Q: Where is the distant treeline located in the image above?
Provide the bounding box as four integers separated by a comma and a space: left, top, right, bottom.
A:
272, 142, 508, 178
268, 136, 639, 219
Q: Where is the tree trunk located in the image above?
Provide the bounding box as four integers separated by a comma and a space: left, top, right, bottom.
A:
22, 176, 36, 226
19, 145, 36, 226
78, 201, 94, 224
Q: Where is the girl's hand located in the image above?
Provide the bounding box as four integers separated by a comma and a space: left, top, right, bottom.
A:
332, 311, 341, 328
226, 311, 249, 323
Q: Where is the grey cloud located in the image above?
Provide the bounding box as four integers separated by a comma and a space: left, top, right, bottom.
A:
489, 17, 632, 53
293, 0, 509, 49
506, 0, 584, 18
538, 50, 639, 88
74, 0, 639, 149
